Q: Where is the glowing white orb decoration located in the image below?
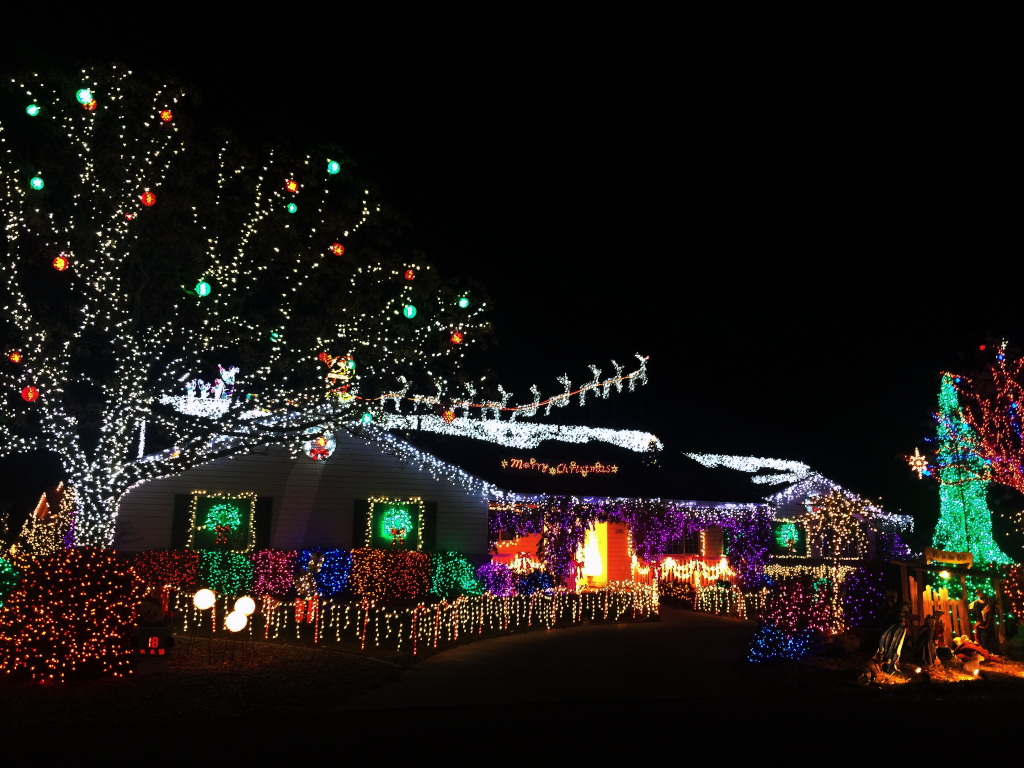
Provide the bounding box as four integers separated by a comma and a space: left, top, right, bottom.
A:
193, 588, 216, 610
234, 596, 256, 616
225, 611, 247, 632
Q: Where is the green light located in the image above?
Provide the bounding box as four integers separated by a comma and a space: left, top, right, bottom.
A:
195, 280, 211, 297
327, 160, 340, 175
347, 359, 356, 369
270, 331, 282, 342
403, 304, 417, 319
25, 105, 40, 117
361, 412, 373, 424
75, 89, 92, 105
380, 507, 413, 540
775, 521, 799, 549
458, 297, 469, 309
206, 503, 242, 530
29, 177, 44, 190
287, 203, 297, 214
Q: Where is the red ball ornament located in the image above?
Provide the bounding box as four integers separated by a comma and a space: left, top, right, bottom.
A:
159, 109, 173, 122
21, 386, 39, 402
84, 99, 97, 112
330, 243, 345, 256
53, 255, 69, 271
450, 330, 464, 345
404, 269, 415, 281
442, 409, 456, 424
141, 191, 156, 207
285, 179, 299, 193
318, 352, 330, 363
8, 351, 22, 363
980, 345, 987, 351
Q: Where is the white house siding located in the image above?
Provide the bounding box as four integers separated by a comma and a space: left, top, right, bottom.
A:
114, 432, 491, 554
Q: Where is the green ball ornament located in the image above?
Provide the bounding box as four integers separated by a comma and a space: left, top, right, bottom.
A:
458, 297, 469, 309
30, 177, 44, 190
403, 305, 417, 319
76, 88, 92, 105
287, 203, 298, 214
361, 412, 373, 424
327, 160, 341, 175
195, 280, 211, 297
26, 105, 40, 116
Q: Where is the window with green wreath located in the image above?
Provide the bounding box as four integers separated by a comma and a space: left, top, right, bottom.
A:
186, 492, 256, 552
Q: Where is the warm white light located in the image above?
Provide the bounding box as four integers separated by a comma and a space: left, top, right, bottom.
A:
193, 588, 215, 610
225, 611, 247, 632
234, 596, 256, 615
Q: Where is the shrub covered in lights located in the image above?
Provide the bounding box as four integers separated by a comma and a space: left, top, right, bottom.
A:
131, 549, 199, 592
198, 551, 253, 596
0, 558, 20, 608
747, 624, 819, 663
311, 548, 353, 597
477, 562, 515, 597
251, 549, 298, 596
878, 532, 912, 561
513, 569, 554, 596
0, 548, 141, 681
840, 567, 886, 628
430, 551, 482, 600
350, 549, 431, 601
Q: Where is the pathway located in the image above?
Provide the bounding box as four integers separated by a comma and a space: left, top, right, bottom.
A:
337, 607, 762, 710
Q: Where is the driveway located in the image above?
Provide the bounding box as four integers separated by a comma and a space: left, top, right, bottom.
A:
337, 607, 762, 710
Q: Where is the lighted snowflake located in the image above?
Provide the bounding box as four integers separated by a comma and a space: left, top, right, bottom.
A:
907, 447, 930, 479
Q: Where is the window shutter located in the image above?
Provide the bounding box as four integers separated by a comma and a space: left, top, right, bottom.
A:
170, 494, 191, 549
353, 499, 370, 548
422, 501, 438, 552
254, 497, 273, 549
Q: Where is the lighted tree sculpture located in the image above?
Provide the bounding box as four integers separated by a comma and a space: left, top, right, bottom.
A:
0, 67, 653, 547
933, 373, 1012, 564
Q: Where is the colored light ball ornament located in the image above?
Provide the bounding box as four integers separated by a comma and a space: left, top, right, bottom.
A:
159, 109, 172, 122
442, 409, 456, 424
234, 596, 256, 616
84, 99, 97, 112
361, 412, 373, 424
403, 304, 417, 319
30, 176, 44, 190
287, 202, 298, 214
195, 280, 211, 297
193, 588, 216, 610
458, 297, 469, 309
270, 330, 282, 342
25, 104, 40, 116
225, 610, 247, 632
285, 179, 299, 193
405, 269, 415, 281
330, 242, 345, 256
327, 159, 341, 175
450, 330, 464, 344
9, 351, 22, 363
53, 254, 69, 271
75, 88, 92, 104
125, 212, 135, 221
141, 191, 156, 207
21, 386, 39, 402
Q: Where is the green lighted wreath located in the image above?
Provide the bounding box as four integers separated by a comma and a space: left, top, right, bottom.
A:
205, 503, 242, 530
775, 521, 799, 549
380, 507, 414, 544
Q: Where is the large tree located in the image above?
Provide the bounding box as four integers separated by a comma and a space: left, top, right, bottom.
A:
1, 66, 654, 547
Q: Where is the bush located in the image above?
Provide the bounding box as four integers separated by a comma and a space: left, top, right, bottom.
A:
350, 549, 431, 601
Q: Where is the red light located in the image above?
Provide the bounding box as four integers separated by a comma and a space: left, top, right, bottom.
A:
405, 269, 415, 281
330, 242, 345, 256
125, 212, 135, 221
141, 191, 156, 207
450, 331, 463, 344
9, 351, 22, 363
316, 436, 328, 447
21, 386, 39, 402
84, 99, 97, 112
53, 256, 69, 271
159, 110, 172, 122
980, 345, 987, 351
285, 179, 298, 193
318, 352, 330, 363
442, 409, 456, 424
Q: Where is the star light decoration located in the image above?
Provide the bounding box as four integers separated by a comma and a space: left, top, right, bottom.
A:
907, 447, 930, 479
1, 67, 662, 547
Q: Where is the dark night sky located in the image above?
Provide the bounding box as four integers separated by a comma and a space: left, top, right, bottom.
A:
0, 25, 1018, 543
